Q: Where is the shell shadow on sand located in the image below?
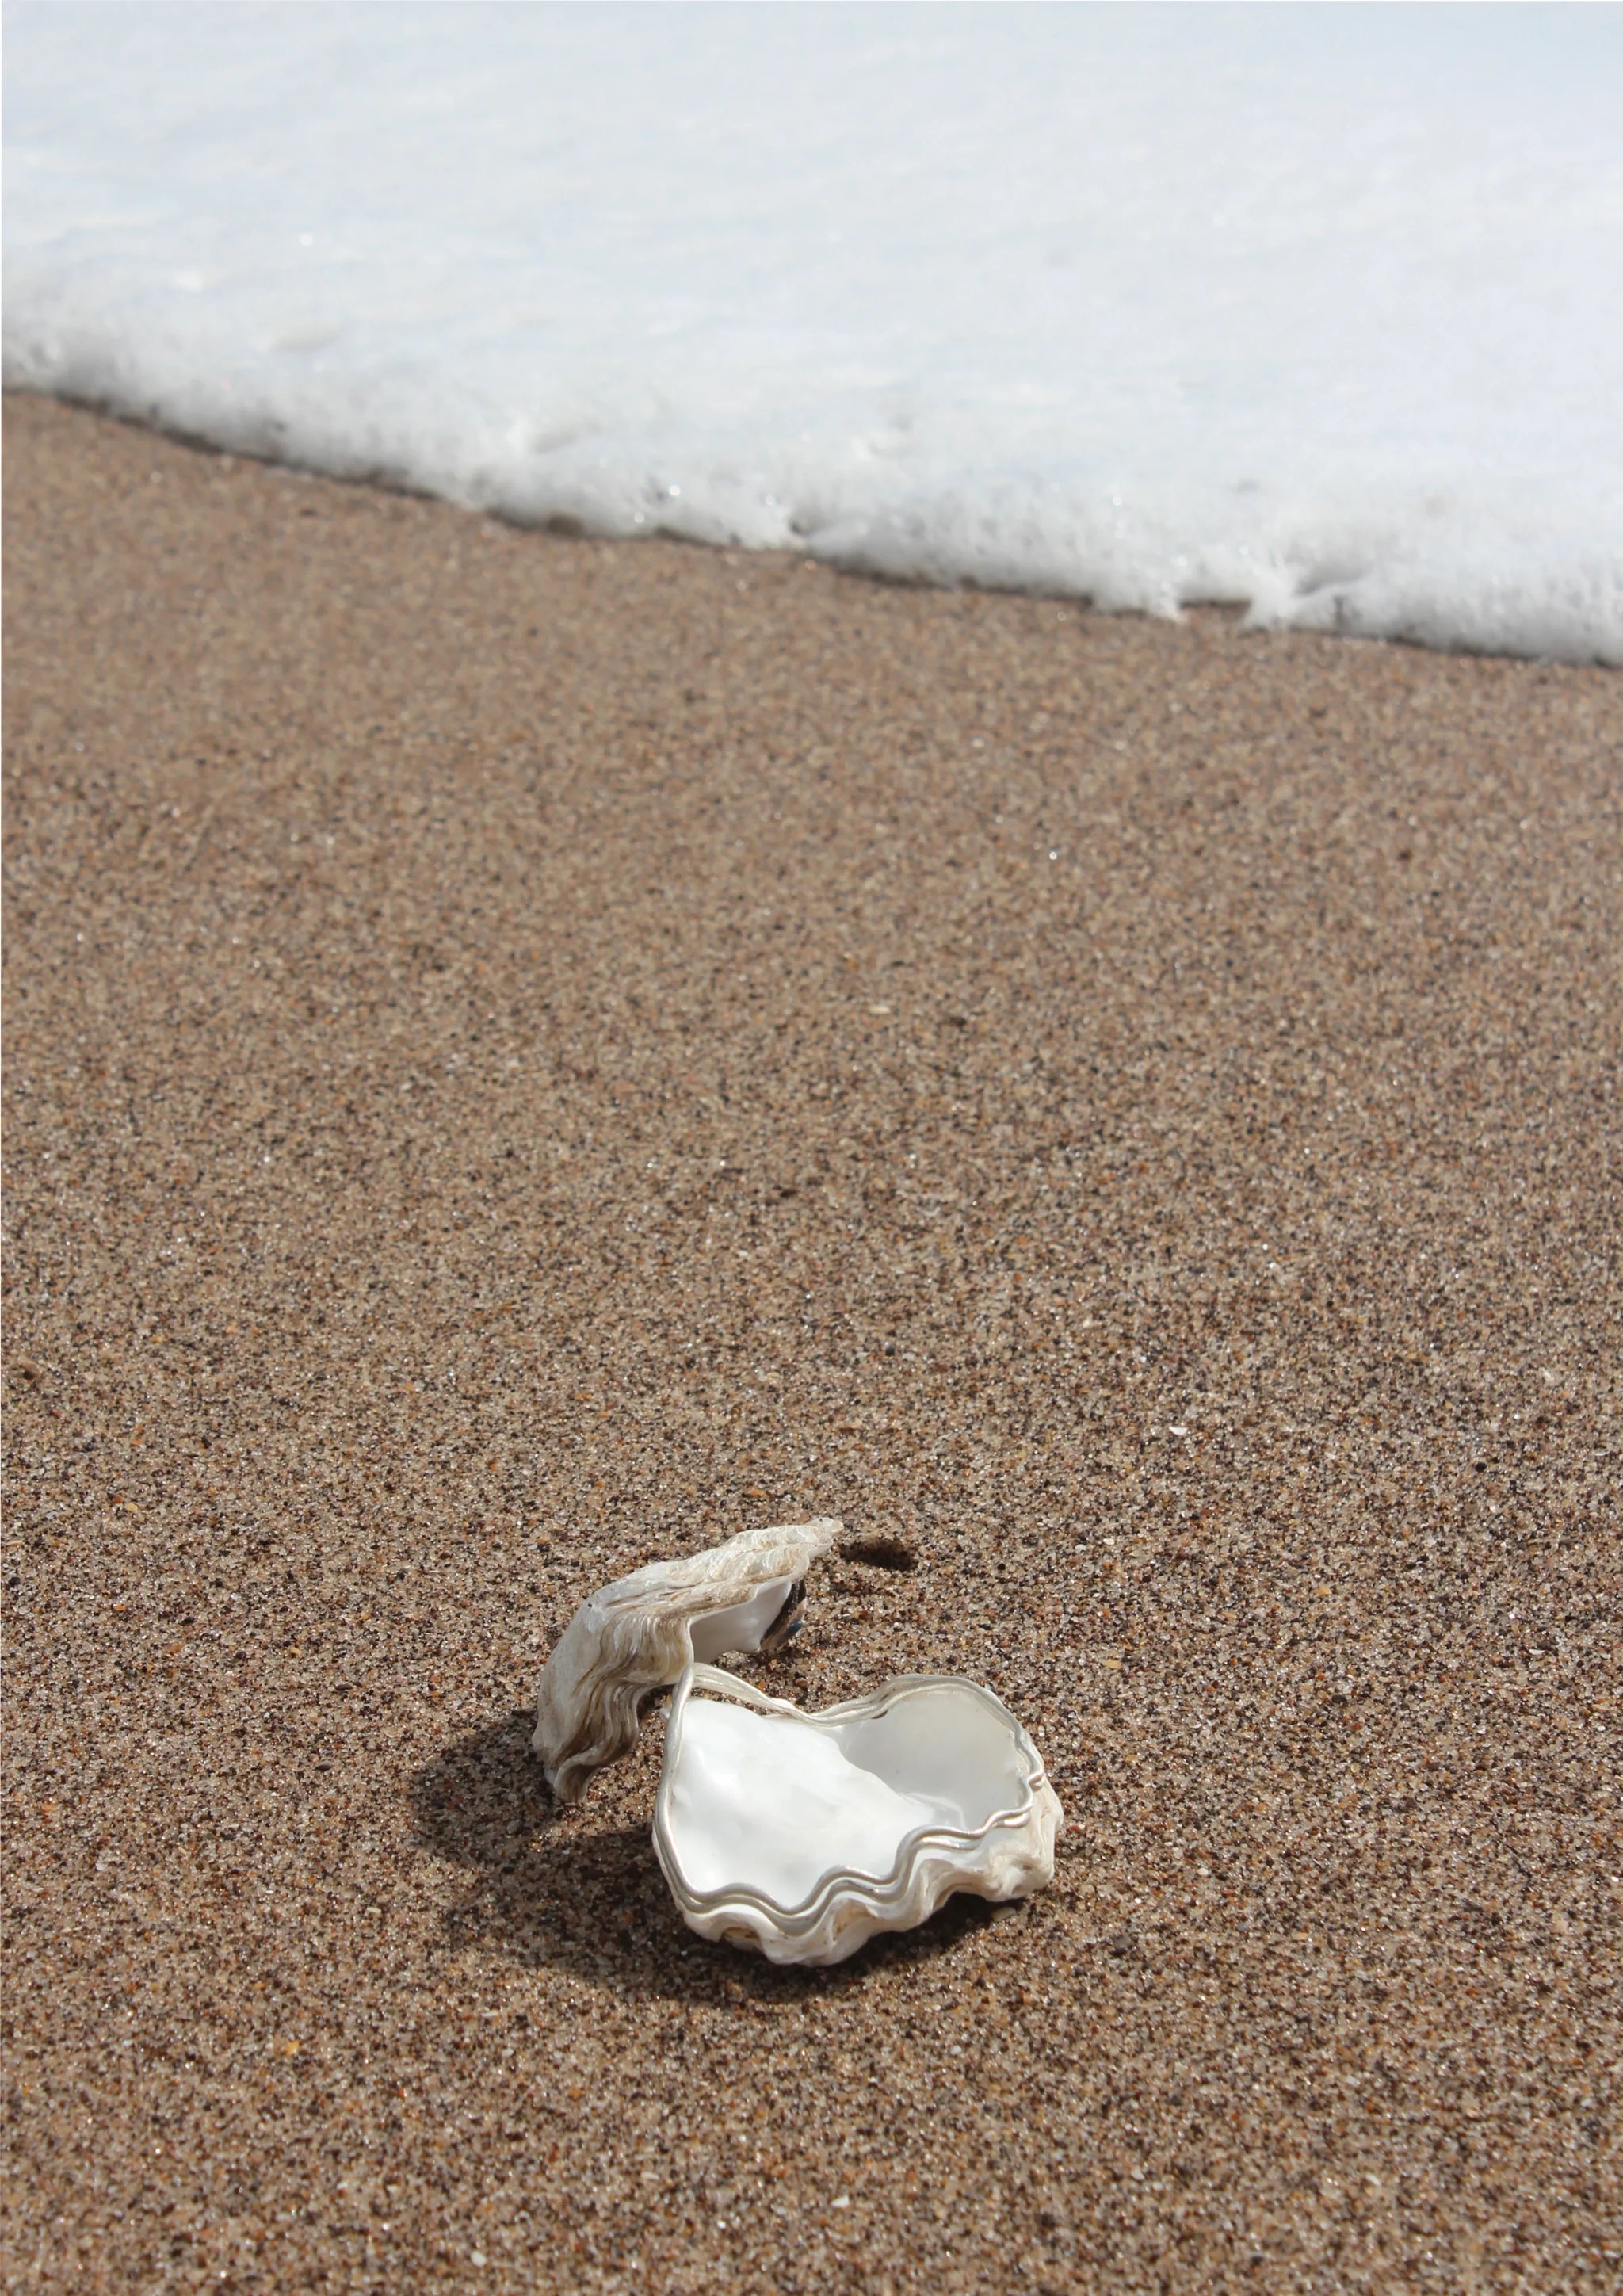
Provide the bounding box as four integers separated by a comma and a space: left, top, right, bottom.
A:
407, 1707, 1006, 2004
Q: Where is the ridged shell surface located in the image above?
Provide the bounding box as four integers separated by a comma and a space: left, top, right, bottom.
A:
654, 1664, 1062, 1966
533, 1519, 839, 1802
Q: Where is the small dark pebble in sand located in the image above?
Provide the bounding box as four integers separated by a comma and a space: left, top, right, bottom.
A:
841, 1537, 921, 1573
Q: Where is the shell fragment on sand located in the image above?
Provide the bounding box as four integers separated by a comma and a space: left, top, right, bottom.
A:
654, 1663, 1063, 1967
533, 1520, 1061, 1964
532, 1518, 839, 1803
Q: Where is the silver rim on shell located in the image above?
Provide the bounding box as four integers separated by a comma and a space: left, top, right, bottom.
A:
653, 1662, 1063, 1966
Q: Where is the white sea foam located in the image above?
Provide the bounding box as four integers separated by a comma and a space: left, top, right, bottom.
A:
6, 3, 1621, 662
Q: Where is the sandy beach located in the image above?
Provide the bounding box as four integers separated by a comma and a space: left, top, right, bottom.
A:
4, 392, 1619, 2291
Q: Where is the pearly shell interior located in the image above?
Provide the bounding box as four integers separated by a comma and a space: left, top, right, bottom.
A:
687, 1577, 793, 1664
655, 1664, 1062, 1966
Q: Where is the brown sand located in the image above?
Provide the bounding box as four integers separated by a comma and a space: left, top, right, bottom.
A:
3, 392, 1620, 2294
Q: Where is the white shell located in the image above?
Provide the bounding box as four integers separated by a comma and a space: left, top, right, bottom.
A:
654, 1663, 1062, 1966
532, 1519, 839, 1802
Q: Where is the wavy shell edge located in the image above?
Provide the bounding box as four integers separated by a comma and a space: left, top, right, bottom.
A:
653, 1664, 1063, 1967
532, 1518, 839, 1802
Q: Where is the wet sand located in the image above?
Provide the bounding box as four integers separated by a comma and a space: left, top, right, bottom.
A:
4, 392, 1620, 2293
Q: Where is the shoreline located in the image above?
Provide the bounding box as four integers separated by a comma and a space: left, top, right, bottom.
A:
7, 385, 1617, 674
5, 392, 1619, 2294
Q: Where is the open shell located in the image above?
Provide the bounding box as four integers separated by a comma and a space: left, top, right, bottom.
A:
532, 1519, 839, 1802
654, 1663, 1062, 1966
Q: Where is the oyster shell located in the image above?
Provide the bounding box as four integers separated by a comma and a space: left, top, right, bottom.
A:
654, 1662, 1062, 1966
533, 1519, 839, 1802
